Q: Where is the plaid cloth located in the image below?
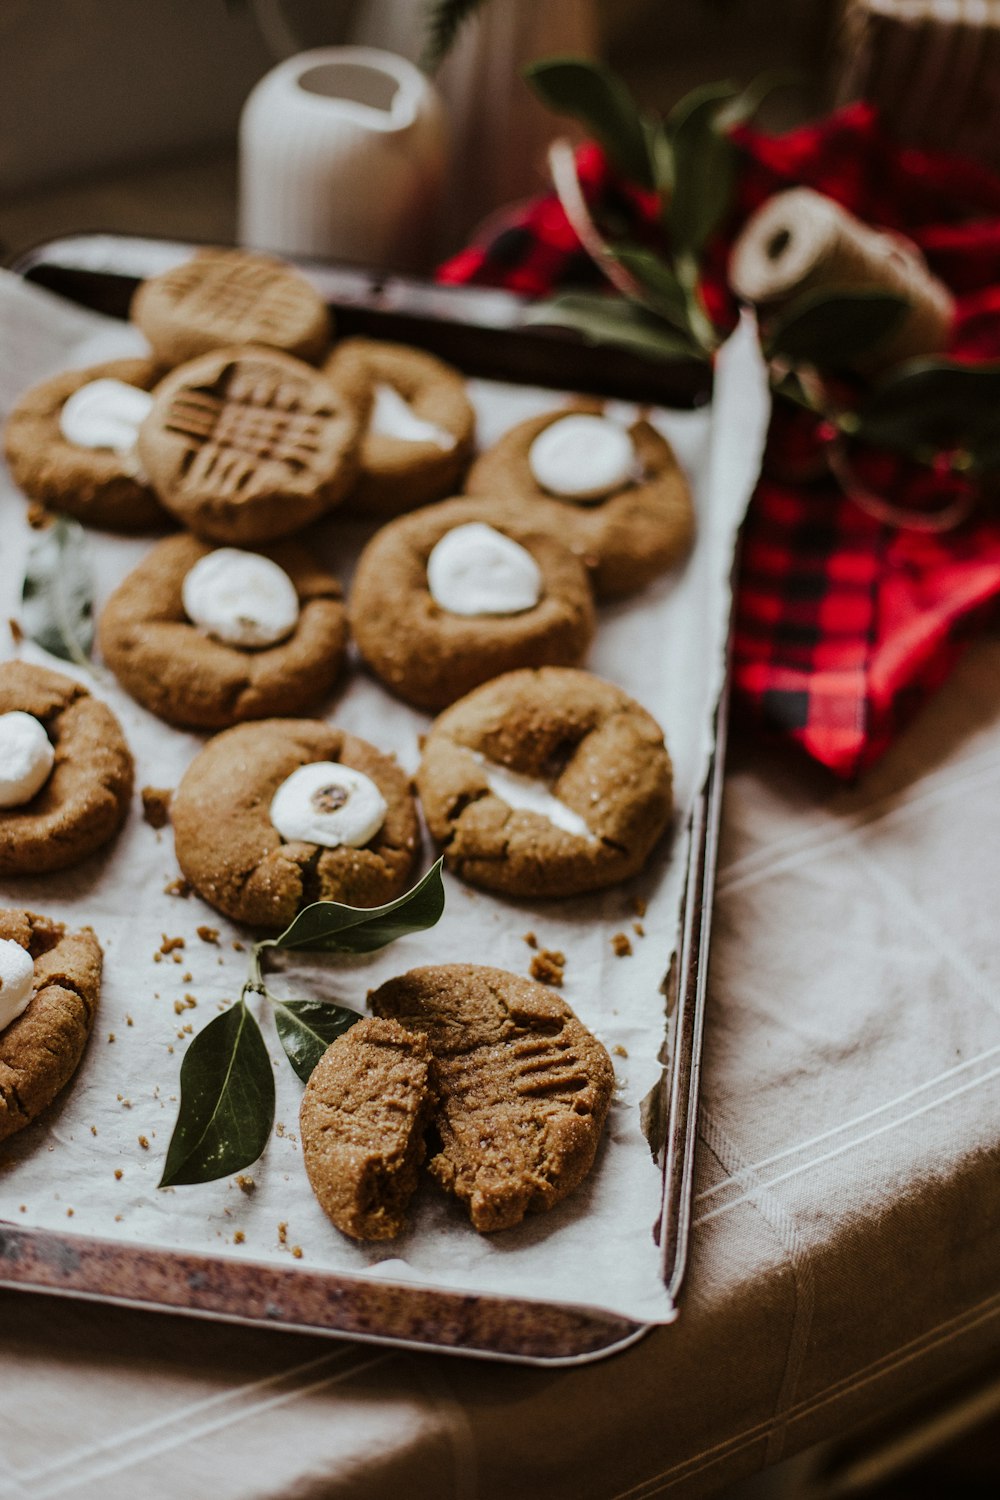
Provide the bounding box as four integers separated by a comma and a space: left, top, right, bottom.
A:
437, 105, 1000, 778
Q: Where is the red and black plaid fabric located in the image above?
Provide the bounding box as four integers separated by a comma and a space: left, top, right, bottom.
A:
438, 105, 1000, 778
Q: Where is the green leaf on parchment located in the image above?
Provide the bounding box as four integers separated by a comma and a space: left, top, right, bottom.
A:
765, 288, 910, 367
260, 859, 446, 957
273, 998, 362, 1084
20, 517, 95, 667
158, 999, 275, 1187
525, 57, 655, 189
526, 292, 705, 363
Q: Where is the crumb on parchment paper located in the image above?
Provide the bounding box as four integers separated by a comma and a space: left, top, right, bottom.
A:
197, 925, 220, 945
236, 1175, 255, 1195
530, 949, 565, 987
141, 787, 172, 829
611, 932, 633, 958
164, 877, 192, 899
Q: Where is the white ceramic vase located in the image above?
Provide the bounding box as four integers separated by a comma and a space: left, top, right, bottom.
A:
238, 46, 447, 272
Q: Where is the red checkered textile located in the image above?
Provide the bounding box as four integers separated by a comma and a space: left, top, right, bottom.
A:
438, 106, 1000, 778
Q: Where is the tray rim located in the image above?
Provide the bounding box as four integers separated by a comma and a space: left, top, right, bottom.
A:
0, 233, 728, 1365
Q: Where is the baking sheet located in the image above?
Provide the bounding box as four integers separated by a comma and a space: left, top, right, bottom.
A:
0, 270, 768, 1327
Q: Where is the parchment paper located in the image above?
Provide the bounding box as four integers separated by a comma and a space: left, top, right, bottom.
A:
0, 272, 769, 1325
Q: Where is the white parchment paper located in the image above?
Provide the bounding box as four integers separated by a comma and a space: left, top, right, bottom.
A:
0, 272, 769, 1325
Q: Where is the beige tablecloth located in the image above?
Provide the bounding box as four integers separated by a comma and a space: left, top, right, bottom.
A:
2, 618, 998, 1498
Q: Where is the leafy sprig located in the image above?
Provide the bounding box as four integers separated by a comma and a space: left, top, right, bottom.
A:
20, 517, 97, 671
159, 861, 445, 1188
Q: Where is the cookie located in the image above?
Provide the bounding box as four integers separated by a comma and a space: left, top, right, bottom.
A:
0, 661, 133, 876
131, 248, 331, 367
416, 667, 673, 898
464, 399, 694, 598
323, 338, 475, 517
136, 346, 366, 545
98, 534, 348, 729
3, 358, 170, 532
0, 908, 102, 1142
171, 719, 420, 929
370, 964, 614, 1233
350, 497, 596, 712
300, 1017, 437, 1241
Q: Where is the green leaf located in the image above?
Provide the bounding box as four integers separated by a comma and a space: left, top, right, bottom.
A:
158, 1000, 275, 1187
605, 243, 691, 332
766, 289, 910, 368
644, 119, 674, 199
525, 293, 704, 363
262, 859, 446, 956
715, 69, 801, 133
273, 998, 362, 1084
420, 0, 492, 72
525, 57, 654, 188
20, 517, 95, 667
666, 82, 739, 253
857, 359, 1000, 454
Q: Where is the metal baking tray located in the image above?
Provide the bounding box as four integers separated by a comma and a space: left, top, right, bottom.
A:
0, 234, 728, 1365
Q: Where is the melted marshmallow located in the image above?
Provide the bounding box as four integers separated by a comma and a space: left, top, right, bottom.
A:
475, 753, 595, 840
0, 939, 34, 1032
427, 523, 542, 617
0, 712, 55, 809
529, 414, 635, 500
59, 379, 154, 453
270, 762, 387, 849
370, 383, 456, 450
182, 549, 300, 649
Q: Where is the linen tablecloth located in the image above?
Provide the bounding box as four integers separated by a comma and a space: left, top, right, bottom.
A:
2, 619, 998, 1498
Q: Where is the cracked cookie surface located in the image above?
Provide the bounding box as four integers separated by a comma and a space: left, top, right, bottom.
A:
416, 667, 673, 898
98, 533, 348, 729
0, 662, 134, 876
369, 964, 615, 1233
0, 908, 102, 1142
171, 719, 420, 929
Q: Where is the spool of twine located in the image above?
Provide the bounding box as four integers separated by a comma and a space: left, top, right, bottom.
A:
729, 187, 955, 370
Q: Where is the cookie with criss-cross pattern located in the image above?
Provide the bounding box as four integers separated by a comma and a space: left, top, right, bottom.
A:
171, 719, 420, 929
464, 399, 694, 599
0, 908, 102, 1142
131, 248, 331, 367
416, 667, 673, 898
369, 964, 614, 1233
137, 346, 366, 545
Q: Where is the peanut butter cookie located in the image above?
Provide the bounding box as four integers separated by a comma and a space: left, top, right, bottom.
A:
171, 719, 420, 929
417, 667, 673, 898
98, 534, 348, 729
0, 908, 102, 1142
0, 661, 133, 876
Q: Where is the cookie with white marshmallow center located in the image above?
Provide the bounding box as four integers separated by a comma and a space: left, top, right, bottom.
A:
3, 358, 170, 531
172, 719, 420, 929
0, 907, 102, 1143
324, 338, 475, 518
98, 533, 348, 729
464, 398, 694, 599
350, 496, 595, 712
0, 661, 133, 877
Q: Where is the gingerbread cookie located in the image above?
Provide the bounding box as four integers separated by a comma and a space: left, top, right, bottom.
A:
369, 964, 614, 1233
0, 908, 102, 1142
98, 534, 348, 729
3, 358, 169, 532
416, 667, 673, 898
0, 661, 133, 876
136, 346, 366, 545
350, 497, 596, 712
300, 1017, 437, 1241
323, 338, 475, 517
131, 248, 331, 367
172, 719, 420, 929
464, 400, 694, 598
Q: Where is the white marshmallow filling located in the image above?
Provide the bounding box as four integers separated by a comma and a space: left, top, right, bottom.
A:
426, 523, 543, 617
474, 752, 596, 841
182, 549, 300, 649
0, 711, 55, 809
59, 379, 154, 473
370, 383, 456, 450
0, 939, 35, 1032
528, 413, 636, 501
269, 762, 388, 849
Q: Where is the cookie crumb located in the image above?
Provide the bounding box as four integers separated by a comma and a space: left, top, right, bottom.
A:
107, 1032, 116, 1043
530, 949, 566, 987
633, 921, 645, 938
612, 1043, 629, 1058
8, 618, 23, 646
90, 1125, 97, 1137
523, 931, 538, 949
141, 786, 172, 829
275, 1121, 285, 1138
611, 932, 633, 958
126, 1014, 134, 1026
138, 1135, 149, 1150
632, 896, 647, 918
66, 1207, 74, 1217
159, 934, 185, 955
164, 876, 192, 899
291, 1245, 303, 1259
26, 501, 52, 530
114, 1169, 123, 1180
197, 925, 220, 945
277, 1221, 288, 1244
236, 1175, 255, 1195
233, 1230, 245, 1245
182, 972, 192, 983
232, 940, 245, 952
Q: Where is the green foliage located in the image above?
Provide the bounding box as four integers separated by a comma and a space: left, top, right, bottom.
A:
20, 517, 95, 668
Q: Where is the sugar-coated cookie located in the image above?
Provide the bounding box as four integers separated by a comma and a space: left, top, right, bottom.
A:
350, 497, 596, 712
323, 338, 475, 517
172, 719, 420, 929
0, 908, 102, 1142
131, 248, 331, 367
98, 534, 348, 729
417, 668, 673, 898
